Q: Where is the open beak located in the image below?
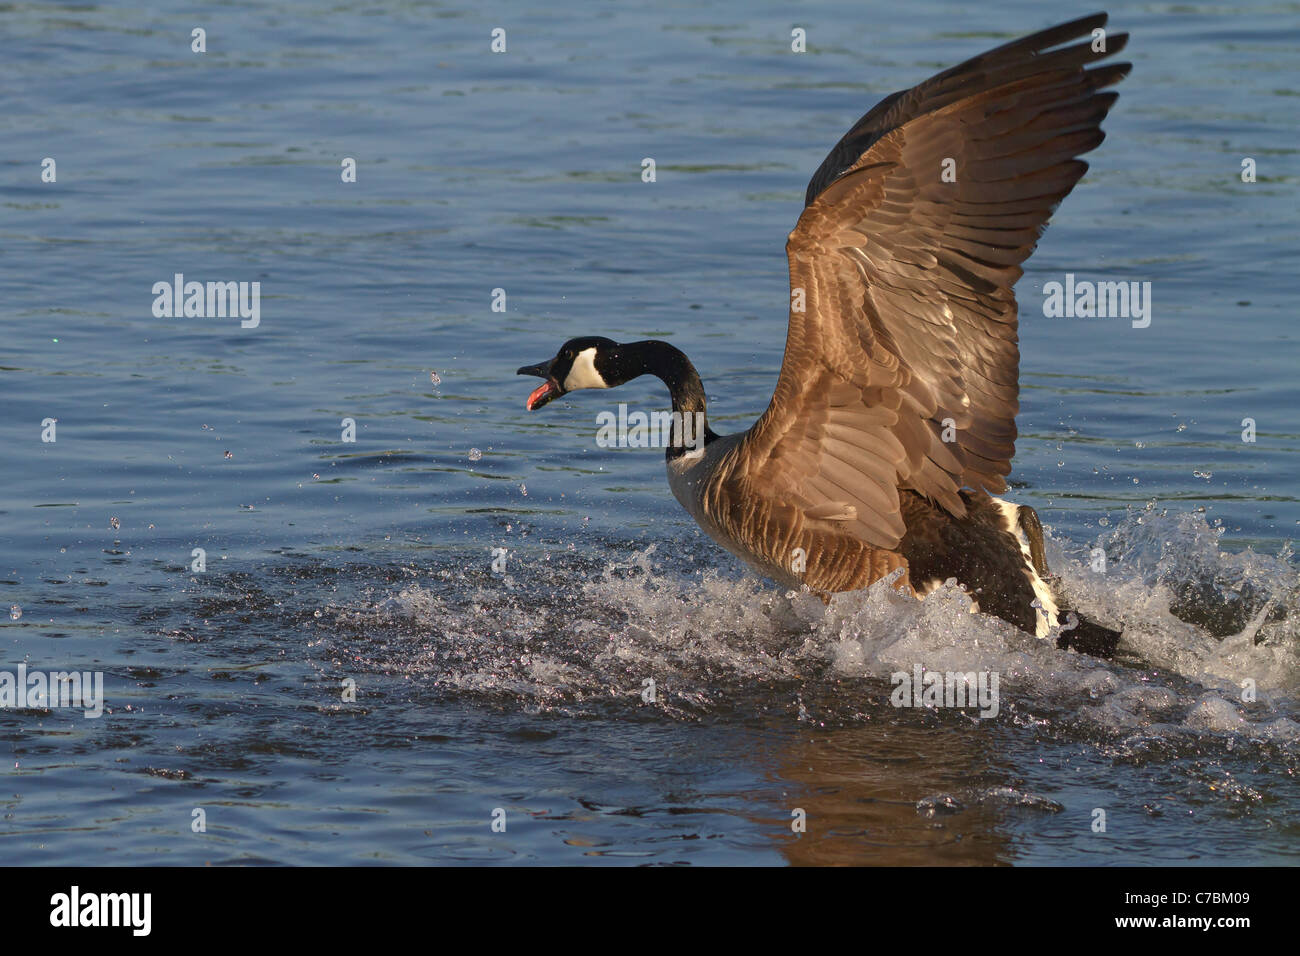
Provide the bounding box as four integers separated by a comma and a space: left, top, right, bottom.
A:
517, 360, 563, 411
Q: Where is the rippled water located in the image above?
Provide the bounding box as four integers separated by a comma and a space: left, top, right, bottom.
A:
2, 1, 1298, 864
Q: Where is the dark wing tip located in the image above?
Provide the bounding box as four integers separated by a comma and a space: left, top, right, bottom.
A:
804, 14, 1129, 208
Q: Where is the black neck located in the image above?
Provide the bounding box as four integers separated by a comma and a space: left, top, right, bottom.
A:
609, 340, 717, 455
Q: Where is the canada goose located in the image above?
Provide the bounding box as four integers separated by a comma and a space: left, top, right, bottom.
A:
519, 13, 1129, 657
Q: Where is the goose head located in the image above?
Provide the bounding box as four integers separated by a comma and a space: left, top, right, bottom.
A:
517, 336, 619, 410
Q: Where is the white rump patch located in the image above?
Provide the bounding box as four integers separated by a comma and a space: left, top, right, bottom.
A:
993, 498, 1058, 639
563, 347, 608, 390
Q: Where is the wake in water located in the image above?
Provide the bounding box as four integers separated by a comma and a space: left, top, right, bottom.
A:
313, 506, 1298, 753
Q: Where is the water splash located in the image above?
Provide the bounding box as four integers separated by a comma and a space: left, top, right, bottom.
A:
306, 509, 1296, 753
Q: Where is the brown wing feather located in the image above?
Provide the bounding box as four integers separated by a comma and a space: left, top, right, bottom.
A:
804, 12, 1124, 204
739, 15, 1129, 551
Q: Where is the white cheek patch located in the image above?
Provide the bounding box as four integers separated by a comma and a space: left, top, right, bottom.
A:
563, 347, 609, 390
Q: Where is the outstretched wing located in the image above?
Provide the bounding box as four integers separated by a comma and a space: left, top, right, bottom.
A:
740, 12, 1129, 550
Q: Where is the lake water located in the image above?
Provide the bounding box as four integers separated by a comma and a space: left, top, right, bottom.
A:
2, 0, 1297, 865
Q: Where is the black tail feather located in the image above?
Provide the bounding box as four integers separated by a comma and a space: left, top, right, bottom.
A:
1056, 611, 1121, 658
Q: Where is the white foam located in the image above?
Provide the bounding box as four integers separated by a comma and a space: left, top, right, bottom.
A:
325, 508, 1298, 744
